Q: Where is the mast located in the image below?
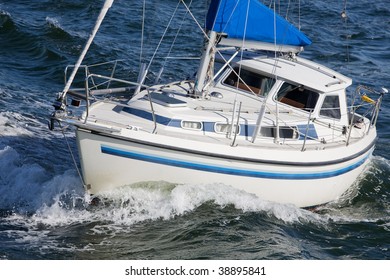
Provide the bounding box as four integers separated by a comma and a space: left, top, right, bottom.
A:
194, 31, 218, 98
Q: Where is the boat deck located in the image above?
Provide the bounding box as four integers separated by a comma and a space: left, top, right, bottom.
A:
83, 98, 363, 153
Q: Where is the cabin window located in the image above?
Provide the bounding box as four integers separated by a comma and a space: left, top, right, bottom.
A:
276, 82, 319, 112
181, 121, 202, 130
215, 123, 240, 135
223, 67, 275, 96
320, 95, 341, 119
259, 126, 298, 139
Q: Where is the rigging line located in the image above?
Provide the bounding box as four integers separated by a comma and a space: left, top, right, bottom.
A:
140, 0, 146, 66
180, 0, 235, 77
272, 0, 280, 143
235, 0, 251, 100
341, 0, 350, 63
162, 0, 193, 69
219, 0, 240, 36
271, 1, 279, 79
298, 0, 301, 30
145, 2, 181, 75
59, 124, 86, 188
285, 0, 290, 20
231, 0, 251, 135
180, 0, 209, 39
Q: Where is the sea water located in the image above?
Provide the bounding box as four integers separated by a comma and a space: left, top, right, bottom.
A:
0, 0, 389, 260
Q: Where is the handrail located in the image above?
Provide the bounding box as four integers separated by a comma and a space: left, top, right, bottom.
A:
231, 102, 242, 147
87, 73, 146, 88
301, 110, 313, 152
368, 93, 383, 135
84, 67, 90, 123
145, 89, 158, 134
87, 72, 158, 133
64, 62, 151, 124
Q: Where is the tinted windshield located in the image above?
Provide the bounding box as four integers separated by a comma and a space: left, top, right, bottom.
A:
223, 67, 275, 96
276, 82, 319, 111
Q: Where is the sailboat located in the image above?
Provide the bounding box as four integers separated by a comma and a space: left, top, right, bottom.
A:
49, 0, 385, 208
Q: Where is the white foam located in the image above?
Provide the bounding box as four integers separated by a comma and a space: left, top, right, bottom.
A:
312, 155, 390, 224
2, 176, 389, 254
0, 112, 34, 137
170, 183, 313, 223
45, 16, 62, 30
372, 155, 390, 171
0, 9, 11, 17
45, 16, 88, 40
1, 180, 313, 236
32, 182, 320, 231
0, 144, 83, 212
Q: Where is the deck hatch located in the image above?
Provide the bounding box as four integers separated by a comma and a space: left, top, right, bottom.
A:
148, 92, 187, 107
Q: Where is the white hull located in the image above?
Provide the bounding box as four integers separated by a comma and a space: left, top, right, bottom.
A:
76, 128, 375, 208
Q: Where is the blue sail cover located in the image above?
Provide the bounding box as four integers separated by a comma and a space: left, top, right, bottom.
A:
206, 0, 311, 47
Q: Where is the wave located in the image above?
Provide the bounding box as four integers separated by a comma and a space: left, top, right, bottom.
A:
0, 145, 83, 213
0, 16, 65, 79
0, 11, 87, 81
0, 111, 63, 139
0, 110, 82, 216
44, 16, 88, 42
0, 173, 313, 224
2, 179, 388, 258
3, 176, 388, 230
0, 112, 36, 138
0, 9, 14, 29
313, 155, 390, 227
45, 16, 64, 32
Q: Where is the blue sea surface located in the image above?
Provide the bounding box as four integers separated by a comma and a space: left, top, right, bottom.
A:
0, 0, 389, 260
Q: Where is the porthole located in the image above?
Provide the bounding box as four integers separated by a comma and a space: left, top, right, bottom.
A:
181, 120, 203, 131
215, 123, 240, 135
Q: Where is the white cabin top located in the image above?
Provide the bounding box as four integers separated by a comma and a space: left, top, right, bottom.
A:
218, 51, 352, 93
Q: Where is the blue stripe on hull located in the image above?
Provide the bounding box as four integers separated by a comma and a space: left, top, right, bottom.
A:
101, 145, 368, 180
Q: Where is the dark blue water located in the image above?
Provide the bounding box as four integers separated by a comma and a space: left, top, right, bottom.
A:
0, 0, 389, 260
